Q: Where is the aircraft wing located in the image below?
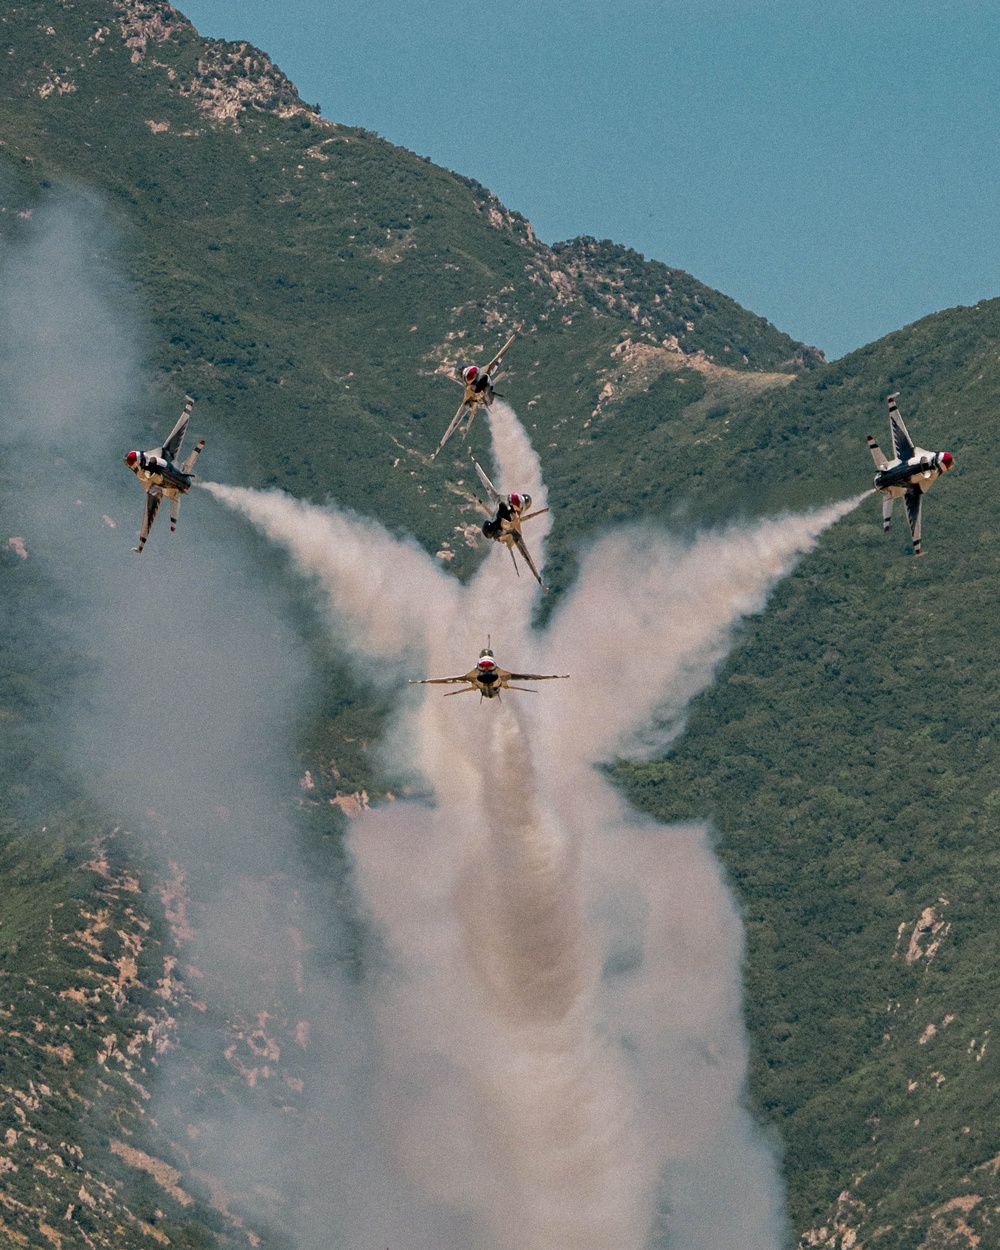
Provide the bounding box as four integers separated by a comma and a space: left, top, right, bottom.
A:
472, 457, 503, 508
504, 670, 569, 682
161, 396, 194, 462
134, 488, 163, 553
409, 668, 478, 686
485, 333, 517, 377
903, 486, 923, 554
431, 400, 470, 460
512, 533, 547, 591
887, 394, 915, 462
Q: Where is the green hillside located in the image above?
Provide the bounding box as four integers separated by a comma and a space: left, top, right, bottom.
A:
617, 305, 1000, 1248
0, 0, 815, 550
1, 2, 999, 1248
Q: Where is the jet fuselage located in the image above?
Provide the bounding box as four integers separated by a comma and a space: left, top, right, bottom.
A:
125, 452, 195, 499
873, 449, 952, 497
474, 661, 501, 696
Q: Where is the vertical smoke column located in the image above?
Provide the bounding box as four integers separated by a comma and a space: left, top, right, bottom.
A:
461, 706, 652, 1250
353, 698, 654, 1250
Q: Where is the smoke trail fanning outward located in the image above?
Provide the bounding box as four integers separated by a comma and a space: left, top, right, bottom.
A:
206, 401, 864, 1250
0, 193, 863, 1249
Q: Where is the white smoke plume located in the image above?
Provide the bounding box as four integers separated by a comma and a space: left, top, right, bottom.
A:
0, 192, 864, 1250
205, 403, 864, 1250
0, 199, 416, 1247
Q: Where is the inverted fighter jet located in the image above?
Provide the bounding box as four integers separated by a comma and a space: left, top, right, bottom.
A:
124, 397, 205, 553
430, 333, 516, 460
866, 392, 953, 556
471, 457, 549, 590
409, 641, 568, 700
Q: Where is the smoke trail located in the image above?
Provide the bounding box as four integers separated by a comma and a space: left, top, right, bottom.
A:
207, 401, 864, 1248
0, 199, 455, 1250
2, 194, 864, 1249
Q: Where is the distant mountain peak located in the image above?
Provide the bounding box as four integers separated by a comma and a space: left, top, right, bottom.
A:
111, 0, 324, 127
552, 237, 826, 371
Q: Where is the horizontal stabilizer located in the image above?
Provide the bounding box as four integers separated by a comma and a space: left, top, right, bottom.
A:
180, 439, 206, 475
867, 435, 889, 469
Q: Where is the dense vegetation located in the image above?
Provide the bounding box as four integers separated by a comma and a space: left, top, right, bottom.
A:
618, 306, 1000, 1245
1, 1, 999, 1248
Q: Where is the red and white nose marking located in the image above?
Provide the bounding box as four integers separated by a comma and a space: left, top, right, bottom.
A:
941, 452, 954, 469
125, 450, 139, 466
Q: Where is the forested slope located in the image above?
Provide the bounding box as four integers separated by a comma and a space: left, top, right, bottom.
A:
620, 305, 1000, 1247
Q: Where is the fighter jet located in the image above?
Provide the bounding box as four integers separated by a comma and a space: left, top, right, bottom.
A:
430, 333, 516, 460
409, 641, 568, 699
471, 456, 549, 590
867, 392, 954, 556
123, 397, 205, 553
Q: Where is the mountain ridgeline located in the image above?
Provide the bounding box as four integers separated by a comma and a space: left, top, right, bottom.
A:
0, 2, 999, 1248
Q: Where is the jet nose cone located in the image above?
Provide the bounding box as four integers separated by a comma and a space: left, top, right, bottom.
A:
124, 451, 139, 467
942, 451, 954, 469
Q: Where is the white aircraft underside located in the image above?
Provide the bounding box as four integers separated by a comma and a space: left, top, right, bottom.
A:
866, 393, 953, 556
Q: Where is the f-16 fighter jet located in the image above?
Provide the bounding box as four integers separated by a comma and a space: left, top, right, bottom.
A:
409, 641, 568, 700
124, 397, 205, 553
867, 392, 953, 556
430, 333, 516, 460
472, 457, 549, 590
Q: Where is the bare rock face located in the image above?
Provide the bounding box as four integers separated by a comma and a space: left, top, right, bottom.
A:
904, 903, 952, 965
110, 0, 328, 127
112, 0, 190, 64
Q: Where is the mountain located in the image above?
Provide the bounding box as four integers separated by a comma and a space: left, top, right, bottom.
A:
1, 2, 999, 1249
0, 0, 817, 538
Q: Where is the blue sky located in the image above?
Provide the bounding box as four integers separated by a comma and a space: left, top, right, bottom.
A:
179, 0, 1000, 360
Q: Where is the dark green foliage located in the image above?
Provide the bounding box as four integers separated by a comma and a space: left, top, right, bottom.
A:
617, 306, 1000, 1241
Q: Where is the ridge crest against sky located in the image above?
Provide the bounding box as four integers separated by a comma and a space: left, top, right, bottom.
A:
178, 0, 1000, 362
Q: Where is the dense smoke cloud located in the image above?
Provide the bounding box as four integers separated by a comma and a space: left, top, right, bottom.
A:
207, 405, 861, 1250
2, 195, 862, 1249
